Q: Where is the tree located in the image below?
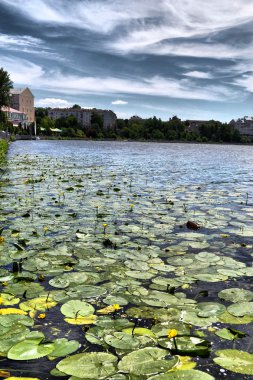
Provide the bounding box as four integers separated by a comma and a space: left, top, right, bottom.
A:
72, 104, 81, 109
0, 68, 13, 109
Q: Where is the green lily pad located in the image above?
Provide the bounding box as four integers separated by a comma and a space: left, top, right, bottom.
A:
118, 347, 177, 375
196, 302, 226, 317
57, 352, 118, 378
214, 349, 253, 375
104, 332, 144, 350
50, 338, 80, 357
7, 338, 55, 360
227, 302, 253, 317
218, 311, 253, 324
60, 300, 95, 318
218, 288, 253, 303
215, 328, 246, 341
0, 323, 30, 353
122, 327, 156, 338
0, 314, 34, 327
147, 369, 215, 379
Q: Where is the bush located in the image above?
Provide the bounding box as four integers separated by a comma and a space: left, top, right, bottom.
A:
0, 139, 8, 166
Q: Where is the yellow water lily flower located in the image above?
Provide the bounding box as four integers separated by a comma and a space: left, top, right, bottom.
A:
97, 304, 121, 314
168, 329, 178, 339
38, 313, 46, 319
0, 236, 5, 243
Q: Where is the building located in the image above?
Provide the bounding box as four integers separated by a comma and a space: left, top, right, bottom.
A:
48, 108, 117, 128
1, 106, 28, 127
10, 88, 35, 124
230, 117, 253, 136
185, 120, 209, 133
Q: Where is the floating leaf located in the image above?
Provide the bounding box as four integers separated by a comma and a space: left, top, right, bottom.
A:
0, 308, 27, 315
20, 297, 57, 312
57, 352, 118, 378
147, 369, 215, 379
0, 293, 20, 305
218, 288, 253, 303
118, 347, 177, 375
50, 338, 80, 357
219, 311, 253, 324
196, 302, 226, 318
214, 349, 253, 375
64, 315, 96, 325
215, 328, 246, 341
227, 302, 253, 317
122, 327, 156, 338
104, 332, 143, 350
61, 300, 94, 318
7, 338, 55, 360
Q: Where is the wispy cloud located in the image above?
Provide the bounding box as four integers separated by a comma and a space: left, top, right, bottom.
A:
36, 98, 72, 107
0, 33, 42, 47
183, 71, 212, 79
3, 57, 242, 102
111, 99, 128, 105
1, 57, 45, 84
0, 33, 62, 60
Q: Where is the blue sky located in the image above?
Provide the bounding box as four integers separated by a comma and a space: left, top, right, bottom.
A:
1, 0, 253, 121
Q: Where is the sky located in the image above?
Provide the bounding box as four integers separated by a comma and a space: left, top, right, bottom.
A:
1, 0, 253, 122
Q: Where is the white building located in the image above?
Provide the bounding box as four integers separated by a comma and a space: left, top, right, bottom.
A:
230, 116, 253, 136
48, 108, 117, 128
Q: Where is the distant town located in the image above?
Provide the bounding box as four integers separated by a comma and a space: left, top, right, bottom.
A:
1, 86, 253, 143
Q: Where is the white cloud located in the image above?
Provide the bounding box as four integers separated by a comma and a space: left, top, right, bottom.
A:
234, 74, 253, 93
183, 71, 212, 79
111, 99, 128, 105
0, 33, 63, 60
1, 57, 44, 85
0, 34, 42, 47
36, 98, 71, 107
3, 0, 253, 37
3, 57, 243, 103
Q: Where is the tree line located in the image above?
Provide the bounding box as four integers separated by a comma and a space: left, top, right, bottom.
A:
36, 109, 247, 143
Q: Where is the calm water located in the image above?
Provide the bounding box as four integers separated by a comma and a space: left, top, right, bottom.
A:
8, 140, 253, 192
3, 140, 253, 380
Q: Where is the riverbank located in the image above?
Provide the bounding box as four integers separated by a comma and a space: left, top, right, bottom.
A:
0, 139, 8, 167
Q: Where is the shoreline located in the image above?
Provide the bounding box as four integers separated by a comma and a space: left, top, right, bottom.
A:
17, 136, 253, 147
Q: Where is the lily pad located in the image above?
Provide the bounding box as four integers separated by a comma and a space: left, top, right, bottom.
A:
214, 349, 253, 375
57, 352, 118, 378
118, 347, 177, 375
218, 288, 253, 303
60, 300, 95, 318
50, 338, 80, 357
227, 302, 253, 317
196, 302, 226, 318
7, 338, 55, 360
147, 369, 215, 379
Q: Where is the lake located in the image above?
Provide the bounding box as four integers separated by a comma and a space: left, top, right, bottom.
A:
0, 140, 253, 379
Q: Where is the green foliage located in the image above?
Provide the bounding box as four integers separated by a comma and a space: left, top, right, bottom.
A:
0, 139, 8, 166
34, 107, 248, 143
0, 67, 13, 109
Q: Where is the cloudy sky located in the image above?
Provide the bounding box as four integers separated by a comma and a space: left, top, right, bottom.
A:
1, 0, 253, 121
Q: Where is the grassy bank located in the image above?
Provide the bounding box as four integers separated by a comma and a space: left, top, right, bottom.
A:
0, 139, 8, 167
